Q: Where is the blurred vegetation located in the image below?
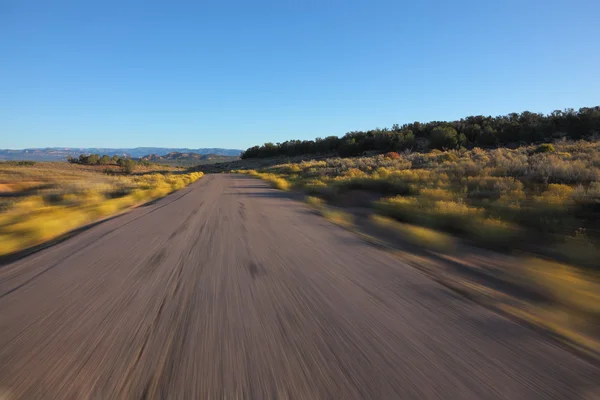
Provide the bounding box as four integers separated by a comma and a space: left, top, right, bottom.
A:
241, 107, 600, 158
0, 162, 203, 256
235, 170, 291, 190
237, 140, 600, 270
370, 215, 457, 253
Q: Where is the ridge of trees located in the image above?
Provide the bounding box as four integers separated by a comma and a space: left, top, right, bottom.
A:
241, 107, 600, 159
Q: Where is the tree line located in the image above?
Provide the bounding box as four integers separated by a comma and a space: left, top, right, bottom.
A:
67, 154, 151, 173
241, 107, 600, 159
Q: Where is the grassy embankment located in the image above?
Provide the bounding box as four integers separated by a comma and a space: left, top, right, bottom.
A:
0, 161, 203, 257
235, 141, 600, 353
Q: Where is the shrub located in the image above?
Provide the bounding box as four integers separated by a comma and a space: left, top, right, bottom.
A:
527, 154, 599, 184
301, 178, 329, 195
247, 172, 291, 191
466, 176, 524, 200
384, 151, 401, 160
534, 143, 556, 154
305, 196, 324, 209
342, 168, 368, 178
270, 177, 290, 190
322, 209, 353, 228
117, 158, 136, 174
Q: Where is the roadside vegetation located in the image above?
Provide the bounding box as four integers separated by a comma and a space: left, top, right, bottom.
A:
237, 140, 600, 269
0, 161, 203, 257
236, 139, 600, 353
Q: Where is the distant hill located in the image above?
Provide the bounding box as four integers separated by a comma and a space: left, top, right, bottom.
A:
141, 152, 239, 166
0, 147, 242, 161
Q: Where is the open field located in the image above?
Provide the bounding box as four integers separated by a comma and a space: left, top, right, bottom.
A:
0, 161, 203, 257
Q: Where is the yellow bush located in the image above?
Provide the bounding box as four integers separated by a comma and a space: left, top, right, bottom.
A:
251, 173, 290, 191
305, 196, 324, 208
276, 164, 302, 173
373, 167, 392, 179
343, 168, 368, 178
544, 183, 574, 198
303, 178, 327, 188
533, 184, 574, 207
299, 160, 326, 169
271, 177, 290, 190
390, 169, 433, 183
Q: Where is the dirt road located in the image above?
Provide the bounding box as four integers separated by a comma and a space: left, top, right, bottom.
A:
1, 174, 598, 399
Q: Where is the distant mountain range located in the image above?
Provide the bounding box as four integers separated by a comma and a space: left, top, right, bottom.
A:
141, 152, 239, 166
0, 147, 242, 161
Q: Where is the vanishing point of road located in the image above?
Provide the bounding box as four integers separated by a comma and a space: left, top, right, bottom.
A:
1, 175, 598, 399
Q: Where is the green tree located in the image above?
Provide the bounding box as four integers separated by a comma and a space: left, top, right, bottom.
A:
87, 154, 100, 164
117, 158, 135, 174
477, 126, 497, 146
99, 155, 111, 165
429, 126, 459, 150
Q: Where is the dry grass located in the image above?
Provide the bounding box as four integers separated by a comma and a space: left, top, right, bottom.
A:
0, 162, 203, 256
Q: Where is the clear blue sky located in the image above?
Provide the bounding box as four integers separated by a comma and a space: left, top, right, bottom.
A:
1, 0, 599, 150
